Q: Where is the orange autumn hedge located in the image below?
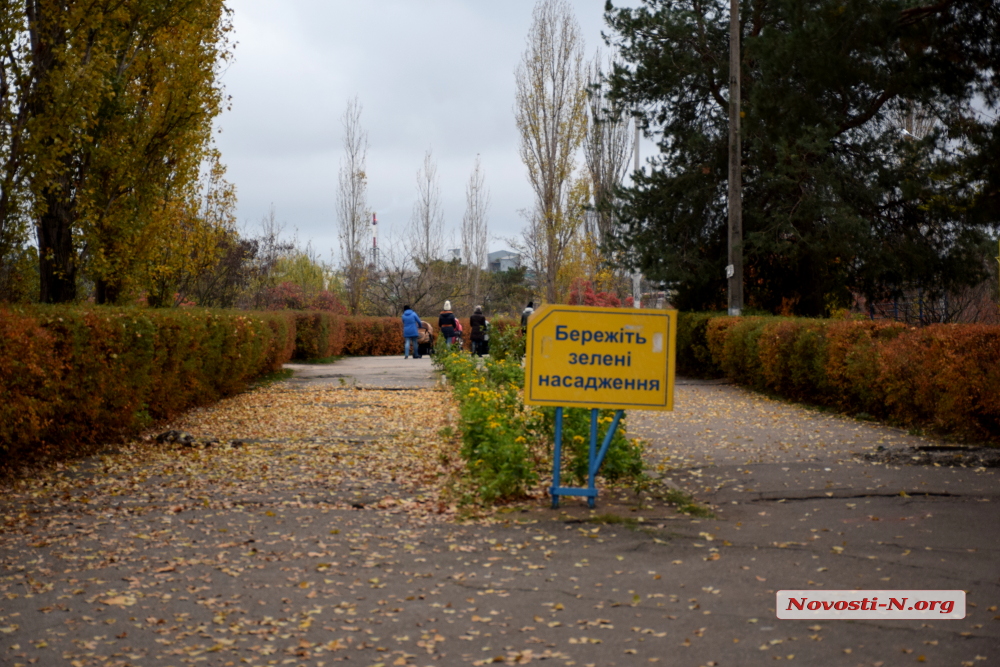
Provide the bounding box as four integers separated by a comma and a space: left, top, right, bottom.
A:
0, 306, 297, 471
343, 316, 404, 356
677, 313, 1000, 442
0, 307, 409, 473
292, 314, 407, 358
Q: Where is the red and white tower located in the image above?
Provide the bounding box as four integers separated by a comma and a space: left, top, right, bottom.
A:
371, 212, 379, 269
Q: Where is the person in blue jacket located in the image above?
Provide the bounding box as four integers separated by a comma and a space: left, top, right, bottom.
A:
401, 305, 422, 359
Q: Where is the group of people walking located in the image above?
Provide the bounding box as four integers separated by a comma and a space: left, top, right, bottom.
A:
402, 300, 535, 358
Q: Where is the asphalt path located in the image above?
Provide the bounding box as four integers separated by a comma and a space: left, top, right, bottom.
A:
0, 360, 996, 667
284, 357, 438, 390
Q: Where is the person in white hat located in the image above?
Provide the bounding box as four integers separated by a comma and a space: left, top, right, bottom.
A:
439, 300, 457, 346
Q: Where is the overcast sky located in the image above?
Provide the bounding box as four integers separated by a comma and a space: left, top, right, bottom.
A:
214, 0, 647, 266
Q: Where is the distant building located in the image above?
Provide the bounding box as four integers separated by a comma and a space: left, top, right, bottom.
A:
488, 250, 521, 273
447, 248, 461, 261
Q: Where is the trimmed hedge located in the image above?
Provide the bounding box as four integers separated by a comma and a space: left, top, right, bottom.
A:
0, 307, 411, 473
293, 311, 347, 360
0, 306, 297, 470
343, 317, 403, 356
675, 311, 725, 377
677, 312, 1000, 442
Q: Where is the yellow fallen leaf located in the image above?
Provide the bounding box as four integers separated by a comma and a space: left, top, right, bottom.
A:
100, 595, 136, 606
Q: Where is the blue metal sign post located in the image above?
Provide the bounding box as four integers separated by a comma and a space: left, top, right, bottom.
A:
549, 407, 625, 509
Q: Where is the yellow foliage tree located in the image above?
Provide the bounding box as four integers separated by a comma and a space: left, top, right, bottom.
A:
554, 176, 596, 300
140, 154, 236, 307
15, 0, 233, 303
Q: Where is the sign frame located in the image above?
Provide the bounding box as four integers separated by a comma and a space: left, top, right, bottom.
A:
523, 304, 678, 508
524, 304, 676, 411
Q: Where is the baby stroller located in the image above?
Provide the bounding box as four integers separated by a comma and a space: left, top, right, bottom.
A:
417, 321, 435, 357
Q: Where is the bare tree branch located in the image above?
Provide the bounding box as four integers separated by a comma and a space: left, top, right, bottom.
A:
461, 155, 490, 306
336, 97, 371, 314
584, 52, 633, 248
409, 149, 444, 265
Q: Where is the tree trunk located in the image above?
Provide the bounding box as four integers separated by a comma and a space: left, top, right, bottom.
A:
29, 2, 78, 304
95, 277, 122, 305
546, 215, 558, 303
37, 182, 77, 303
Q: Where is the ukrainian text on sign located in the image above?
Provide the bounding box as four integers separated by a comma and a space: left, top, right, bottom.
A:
524, 305, 676, 411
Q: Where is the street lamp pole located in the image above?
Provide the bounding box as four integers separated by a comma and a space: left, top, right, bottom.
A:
727, 0, 744, 316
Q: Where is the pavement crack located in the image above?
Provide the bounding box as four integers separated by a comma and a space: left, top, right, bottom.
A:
750, 491, 966, 502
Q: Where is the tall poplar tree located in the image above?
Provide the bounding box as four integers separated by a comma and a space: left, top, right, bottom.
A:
515, 0, 589, 304
1, 0, 232, 304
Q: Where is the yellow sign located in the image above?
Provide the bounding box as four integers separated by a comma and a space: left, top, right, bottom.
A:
524, 305, 676, 410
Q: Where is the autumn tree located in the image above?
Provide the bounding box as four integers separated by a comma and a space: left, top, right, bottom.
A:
336, 97, 371, 315
553, 175, 604, 296
9, 0, 233, 304
140, 153, 237, 307
514, 0, 589, 304
461, 155, 490, 306
367, 237, 463, 317
83, 0, 234, 305
479, 266, 533, 317
263, 245, 345, 313
20, 0, 110, 303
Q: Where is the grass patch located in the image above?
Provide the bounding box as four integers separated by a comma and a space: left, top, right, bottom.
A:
252, 368, 294, 388
660, 488, 715, 518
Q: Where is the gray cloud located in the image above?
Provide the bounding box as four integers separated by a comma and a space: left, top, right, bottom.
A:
215, 0, 643, 263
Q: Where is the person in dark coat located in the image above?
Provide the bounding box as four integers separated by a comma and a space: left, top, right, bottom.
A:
401, 305, 421, 358
470, 306, 487, 357
439, 300, 458, 346
520, 300, 534, 334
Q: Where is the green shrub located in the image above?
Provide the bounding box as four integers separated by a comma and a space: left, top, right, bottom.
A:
434, 335, 646, 503
436, 347, 536, 501
487, 317, 525, 362
676, 312, 725, 377
534, 406, 644, 486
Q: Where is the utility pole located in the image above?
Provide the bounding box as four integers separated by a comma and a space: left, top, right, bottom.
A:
727, 0, 744, 316
633, 120, 642, 308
